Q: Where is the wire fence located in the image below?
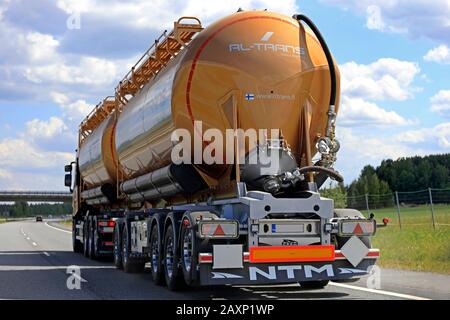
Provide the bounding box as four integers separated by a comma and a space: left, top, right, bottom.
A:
336, 188, 450, 230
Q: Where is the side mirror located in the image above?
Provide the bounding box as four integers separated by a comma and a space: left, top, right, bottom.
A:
65, 164, 72, 172
64, 173, 72, 188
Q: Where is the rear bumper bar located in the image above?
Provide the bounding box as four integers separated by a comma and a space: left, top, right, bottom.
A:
199, 249, 380, 264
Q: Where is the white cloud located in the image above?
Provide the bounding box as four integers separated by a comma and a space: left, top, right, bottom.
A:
338, 96, 412, 126
24, 32, 60, 63
321, 0, 450, 44
340, 58, 420, 101
335, 126, 426, 182
50, 92, 93, 122
430, 90, 450, 118
56, 0, 298, 29
62, 100, 92, 122
24, 56, 117, 85
50, 92, 70, 105
0, 171, 68, 191
25, 117, 68, 140
424, 44, 450, 64
0, 138, 73, 169
395, 122, 450, 149
0, 168, 12, 179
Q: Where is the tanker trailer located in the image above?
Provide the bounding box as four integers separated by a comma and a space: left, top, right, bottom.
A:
64, 10, 380, 291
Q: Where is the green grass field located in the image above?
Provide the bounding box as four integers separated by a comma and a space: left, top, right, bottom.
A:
364, 204, 450, 274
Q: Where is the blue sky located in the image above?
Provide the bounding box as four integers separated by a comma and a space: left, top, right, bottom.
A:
0, 0, 449, 190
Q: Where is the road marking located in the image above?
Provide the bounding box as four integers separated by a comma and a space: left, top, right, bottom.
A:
0, 252, 43, 255
32, 242, 37, 246
329, 282, 430, 300
45, 222, 72, 234
26, 237, 30, 240
0, 266, 116, 271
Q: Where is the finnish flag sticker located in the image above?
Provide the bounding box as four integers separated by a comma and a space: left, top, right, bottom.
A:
245, 93, 255, 101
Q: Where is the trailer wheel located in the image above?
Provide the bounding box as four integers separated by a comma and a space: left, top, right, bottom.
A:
299, 280, 329, 290
149, 224, 164, 285
122, 224, 144, 273
72, 221, 83, 253
180, 221, 197, 287
113, 224, 123, 269
163, 224, 183, 291
83, 220, 89, 257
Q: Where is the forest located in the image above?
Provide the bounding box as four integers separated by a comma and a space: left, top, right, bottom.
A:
321, 153, 450, 207
0, 202, 71, 218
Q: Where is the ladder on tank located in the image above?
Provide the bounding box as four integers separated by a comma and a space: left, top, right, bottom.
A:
78, 17, 203, 145
115, 16, 203, 109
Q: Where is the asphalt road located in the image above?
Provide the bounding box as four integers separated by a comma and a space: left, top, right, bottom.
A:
0, 220, 448, 300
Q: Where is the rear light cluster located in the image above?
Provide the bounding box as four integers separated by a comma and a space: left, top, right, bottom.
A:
198, 220, 239, 239
98, 220, 116, 228
339, 219, 376, 236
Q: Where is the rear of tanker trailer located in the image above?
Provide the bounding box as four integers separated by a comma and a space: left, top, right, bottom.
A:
64, 10, 379, 291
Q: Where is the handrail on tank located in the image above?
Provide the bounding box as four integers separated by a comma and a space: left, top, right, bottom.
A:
77, 16, 203, 145
79, 96, 116, 144
114, 16, 203, 110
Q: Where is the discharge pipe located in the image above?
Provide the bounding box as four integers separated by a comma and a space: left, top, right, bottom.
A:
293, 14, 341, 188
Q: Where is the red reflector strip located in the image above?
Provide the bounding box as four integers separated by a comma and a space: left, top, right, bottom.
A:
335, 249, 380, 259
200, 249, 379, 264
249, 245, 335, 263
103, 241, 114, 246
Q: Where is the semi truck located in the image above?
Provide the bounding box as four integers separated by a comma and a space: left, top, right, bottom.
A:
64, 10, 380, 291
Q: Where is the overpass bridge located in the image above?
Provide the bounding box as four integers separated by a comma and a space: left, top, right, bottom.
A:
0, 191, 72, 202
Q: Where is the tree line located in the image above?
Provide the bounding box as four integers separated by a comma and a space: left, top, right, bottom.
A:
321, 153, 450, 208
0, 202, 72, 218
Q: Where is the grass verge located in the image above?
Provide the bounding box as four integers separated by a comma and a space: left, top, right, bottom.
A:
368, 204, 450, 274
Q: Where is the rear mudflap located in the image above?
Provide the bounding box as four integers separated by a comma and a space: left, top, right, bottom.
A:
199, 258, 377, 286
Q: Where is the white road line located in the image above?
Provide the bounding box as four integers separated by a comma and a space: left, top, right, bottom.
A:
329, 282, 430, 300
0, 266, 116, 271
45, 222, 72, 234
0, 252, 43, 255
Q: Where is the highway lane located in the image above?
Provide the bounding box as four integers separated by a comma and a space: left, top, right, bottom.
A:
0, 220, 448, 300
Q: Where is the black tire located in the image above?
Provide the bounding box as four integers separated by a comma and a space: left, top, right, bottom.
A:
113, 224, 123, 269
122, 224, 144, 273
180, 220, 197, 287
299, 280, 329, 290
83, 219, 89, 257
163, 224, 183, 291
149, 224, 164, 285
72, 221, 83, 253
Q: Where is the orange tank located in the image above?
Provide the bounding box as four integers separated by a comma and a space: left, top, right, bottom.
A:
77, 10, 340, 201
